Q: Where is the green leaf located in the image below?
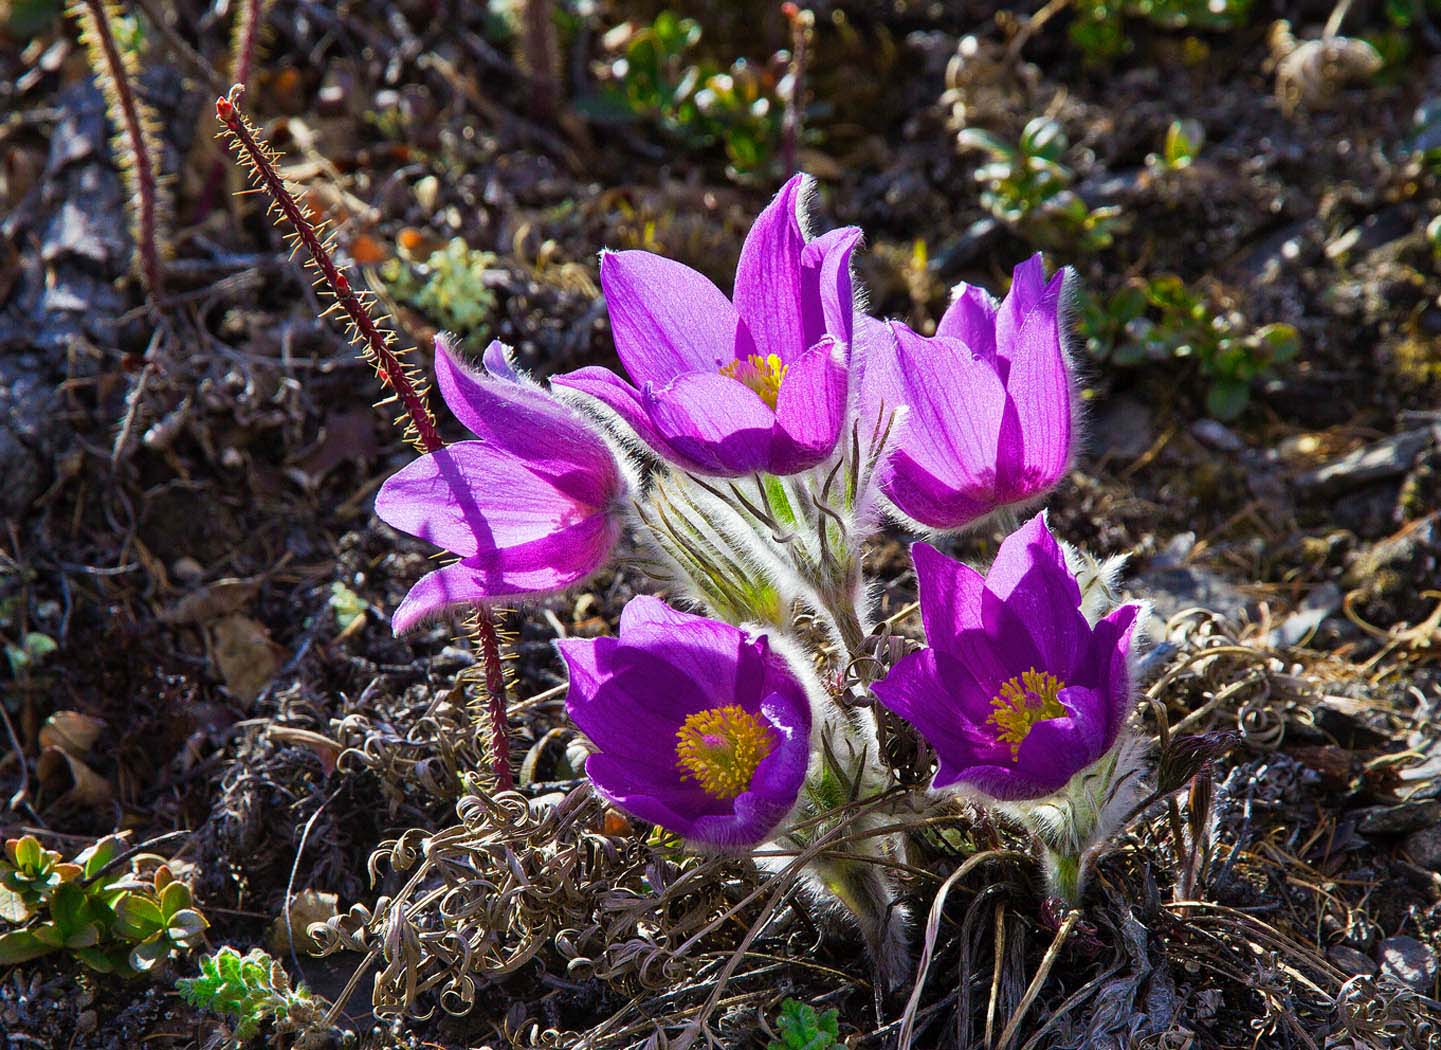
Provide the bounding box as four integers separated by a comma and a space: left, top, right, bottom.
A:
0, 884, 33, 923
157, 880, 191, 919
1163, 118, 1204, 167
113, 893, 166, 938
14, 836, 42, 871
769, 998, 843, 1050
77, 836, 120, 880
166, 908, 210, 943
0, 928, 56, 964
129, 935, 170, 973
1205, 379, 1251, 420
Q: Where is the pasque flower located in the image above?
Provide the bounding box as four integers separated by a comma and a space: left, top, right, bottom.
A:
375, 336, 627, 634
861, 255, 1075, 530
554, 174, 862, 476
558, 596, 812, 848
872, 513, 1138, 801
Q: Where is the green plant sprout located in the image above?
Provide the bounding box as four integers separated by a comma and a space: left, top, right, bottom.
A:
380, 238, 498, 351
768, 998, 845, 1050
0, 835, 209, 975
177, 946, 330, 1043
959, 116, 1120, 252
1081, 275, 1298, 419
579, 11, 784, 179
1069, 0, 1254, 63
1147, 118, 1205, 172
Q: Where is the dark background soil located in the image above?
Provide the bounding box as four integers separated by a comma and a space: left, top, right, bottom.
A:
2, 0, 1440, 1046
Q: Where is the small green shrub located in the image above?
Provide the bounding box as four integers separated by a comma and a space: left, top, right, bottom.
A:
769, 997, 844, 1050
0, 835, 209, 975
1148, 118, 1204, 171
959, 117, 1120, 252
579, 11, 783, 179
178, 946, 327, 1043
1069, 0, 1254, 63
381, 238, 497, 350
1082, 275, 1298, 419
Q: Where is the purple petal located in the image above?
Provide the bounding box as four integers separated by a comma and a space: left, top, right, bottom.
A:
562, 648, 699, 763
874, 322, 1010, 528
873, 648, 1008, 765
994, 254, 1051, 379
982, 513, 1087, 677
600, 250, 744, 384
911, 542, 986, 648
643, 371, 777, 475
389, 515, 617, 634
617, 596, 756, 708
770, 336, 846, 474
732, 175, 808, 362
585, 754, 725, 839
881, 453, 1002, 530
1087, 604, 1139, 741
552, 365, 687, 464
934, 758, 1073, 800
746, 692, 811, 805
800, 226, 862, 348
433, 340, 620, 494
375, 442, 597, 558
936, 282, 999, 362
1012, 685, 1110, 785
1001, 287, 1073, 499
481, 338, 522, 382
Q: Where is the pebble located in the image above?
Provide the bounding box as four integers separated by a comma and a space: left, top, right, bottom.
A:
1297, 427, 1437, 493
1404, 823, 1441, 870
1356, 799, 1441, 836
1377, 936, 1438, 994
1327, 944, 1377, 976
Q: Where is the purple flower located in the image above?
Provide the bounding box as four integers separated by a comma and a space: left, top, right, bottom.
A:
375, 337, 626, 634
558, 596, 812, 848
554, 174, 862, 476
861, 255, 1075, 529
872, 513, 1138, 801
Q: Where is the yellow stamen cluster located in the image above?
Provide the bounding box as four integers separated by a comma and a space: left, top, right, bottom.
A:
719, 353, 788, 410
675, 704, 776, 800
987, 669, 1066, 760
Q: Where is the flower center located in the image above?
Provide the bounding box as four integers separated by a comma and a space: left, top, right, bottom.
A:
719, 353, 787, 410
675, 704, 776, 800
987, 669, 1067, 760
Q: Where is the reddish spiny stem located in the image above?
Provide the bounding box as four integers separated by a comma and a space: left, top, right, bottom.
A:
475, 615, 514, 792
215, 90, 512, 789
216, 92, 443, 453
231, 0, 269, 89
81, 0, 163, 299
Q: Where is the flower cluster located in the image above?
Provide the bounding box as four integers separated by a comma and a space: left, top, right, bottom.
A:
377, 174, 1166, 967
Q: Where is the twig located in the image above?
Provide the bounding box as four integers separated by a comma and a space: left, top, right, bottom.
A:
993, 909, 1080, 1050
898, 850, 1027, 1050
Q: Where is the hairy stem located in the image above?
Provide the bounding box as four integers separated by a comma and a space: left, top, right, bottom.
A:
72, 0, 165, 300
214, 88, 512, 791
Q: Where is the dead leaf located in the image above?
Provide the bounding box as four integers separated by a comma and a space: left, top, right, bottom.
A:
268, 888, 339, 956
39, 711, 105, 757
160, 577, 262, 625
208, 614, 285, 705
36, 746, 112, 810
